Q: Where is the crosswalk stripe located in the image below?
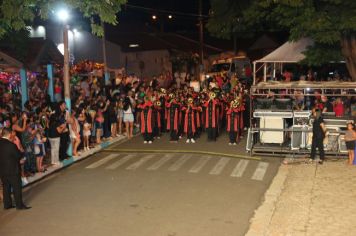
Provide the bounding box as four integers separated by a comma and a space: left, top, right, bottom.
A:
230, 160, 249, 177
168, 154, 191, 171
251, 162, 269, 181
189, 156, 212, 173
85, 154, 119, 169
209, 157, 230, 175
105, 154, 136, 170
147, 154, 174, 171
126, 154, 155, 170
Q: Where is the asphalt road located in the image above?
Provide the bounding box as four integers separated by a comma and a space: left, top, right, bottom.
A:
0, 133, 281, 236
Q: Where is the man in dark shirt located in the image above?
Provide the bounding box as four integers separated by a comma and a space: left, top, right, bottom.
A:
0, 128, 31, 210
310, 109, 326, 164
321, 95, 333, 113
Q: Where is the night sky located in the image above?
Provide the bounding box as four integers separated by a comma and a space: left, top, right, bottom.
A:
115, 0, 211, 32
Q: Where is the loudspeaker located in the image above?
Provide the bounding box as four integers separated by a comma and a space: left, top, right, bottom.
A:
338, 135, 348, 153
246, 128, 258, 151
291, 126, 302, 150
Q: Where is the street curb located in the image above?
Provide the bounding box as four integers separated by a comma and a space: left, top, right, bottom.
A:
245, 164, 290, 236
23, 136, 127, 188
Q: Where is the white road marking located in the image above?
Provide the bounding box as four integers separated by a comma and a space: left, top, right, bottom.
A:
189, 156, 212, 173
168, 154, 192, 171
147, 154, 174, 171
209, 157, 230, 175
105, 154, 136, 170
126, 154, 155, 170
230, 160, 249, 177
251, 162, 269, 181
85, 154, 119, 169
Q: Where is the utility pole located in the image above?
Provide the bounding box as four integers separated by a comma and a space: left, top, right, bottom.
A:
102, 22, 110, 86
199, 0, 204, 72
63, 24, 71, 111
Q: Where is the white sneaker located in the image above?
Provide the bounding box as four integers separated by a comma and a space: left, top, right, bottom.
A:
233, 143, 237, 146
191, 139, 195, 143
179, 136, 182, 139
144, 141, 147, 144
229, 143, 232, 145
157, 136, 161, 139
22, 177, 28, 185
148, 141, 152, 144
186, 139, 190, 143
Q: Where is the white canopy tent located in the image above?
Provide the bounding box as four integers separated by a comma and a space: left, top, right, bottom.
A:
253, 38, 314, 84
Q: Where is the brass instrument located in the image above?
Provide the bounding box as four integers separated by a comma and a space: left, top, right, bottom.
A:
155, 100, 161, 106
168, 93, 175, 99
231, 99, 239, 108
187, 98, 194, 104
209, 92, 216, 100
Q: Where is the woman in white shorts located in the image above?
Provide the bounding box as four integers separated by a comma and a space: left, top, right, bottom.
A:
123, 97, 134, 138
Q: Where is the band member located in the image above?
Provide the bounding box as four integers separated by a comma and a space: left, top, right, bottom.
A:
138, 97, 154, 144
166, 93, 180, 142
226, 99, 241, 145
159, 88, 167, 133
183, 98, 196, 143
153, 99, 162, 139
194, 96, 202, 139
203, 92, 219, 141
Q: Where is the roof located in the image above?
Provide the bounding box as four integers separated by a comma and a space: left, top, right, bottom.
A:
0, 51, 24, 70
255, 38, 314, 63
25, 38, 63, 70
0, 38, 63, 71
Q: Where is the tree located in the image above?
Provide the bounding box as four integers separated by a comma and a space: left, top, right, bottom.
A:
206, 0, 251, 39
0, 0, 127, 38
208, 0, 356, 81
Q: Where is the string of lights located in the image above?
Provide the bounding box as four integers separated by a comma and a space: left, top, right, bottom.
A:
124, 3, 209, 18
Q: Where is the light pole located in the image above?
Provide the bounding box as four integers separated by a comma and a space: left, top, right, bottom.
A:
57, 8, 72, 158
57, 9, 71, 112
101, 22, 110, 86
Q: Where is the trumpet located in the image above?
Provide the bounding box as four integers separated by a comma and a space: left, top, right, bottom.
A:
155, 100, 162, 106
209, 92, 216, 100
168, 93, 175, 99
187, 98, 194, 104
231, 99, 239, 108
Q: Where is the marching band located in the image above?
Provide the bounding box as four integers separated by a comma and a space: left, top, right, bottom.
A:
136, 86, 246, 144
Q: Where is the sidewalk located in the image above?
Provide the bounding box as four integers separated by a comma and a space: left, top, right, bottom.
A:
246, 159, 356, 236
23, 135, 127, 187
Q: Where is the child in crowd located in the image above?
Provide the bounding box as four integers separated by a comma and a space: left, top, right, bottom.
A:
117, 98, 124, 136
34, 129, 47, 172
95, 105, 105, 144
83, 116, 91, 151
345, 122, 356, 165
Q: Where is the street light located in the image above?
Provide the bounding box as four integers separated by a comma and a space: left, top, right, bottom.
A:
57, 9, 70, 22
168, 15, 173, 19
152, 15, 157, 20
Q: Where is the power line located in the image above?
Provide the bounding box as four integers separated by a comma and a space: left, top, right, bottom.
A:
124, 4, 209, 18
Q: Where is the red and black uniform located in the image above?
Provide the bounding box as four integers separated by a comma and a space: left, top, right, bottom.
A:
138, 101, 154, 142
226, 106, 241, 144
203, 99, 219, 141
159, 95, 167, 132
182, 105, 196, 140
166, 99, 180, 141
194, 104, 202, 139
153, 102, 162, 139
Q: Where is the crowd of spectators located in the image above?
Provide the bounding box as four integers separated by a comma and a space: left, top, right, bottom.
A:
0, 66, 355, 189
